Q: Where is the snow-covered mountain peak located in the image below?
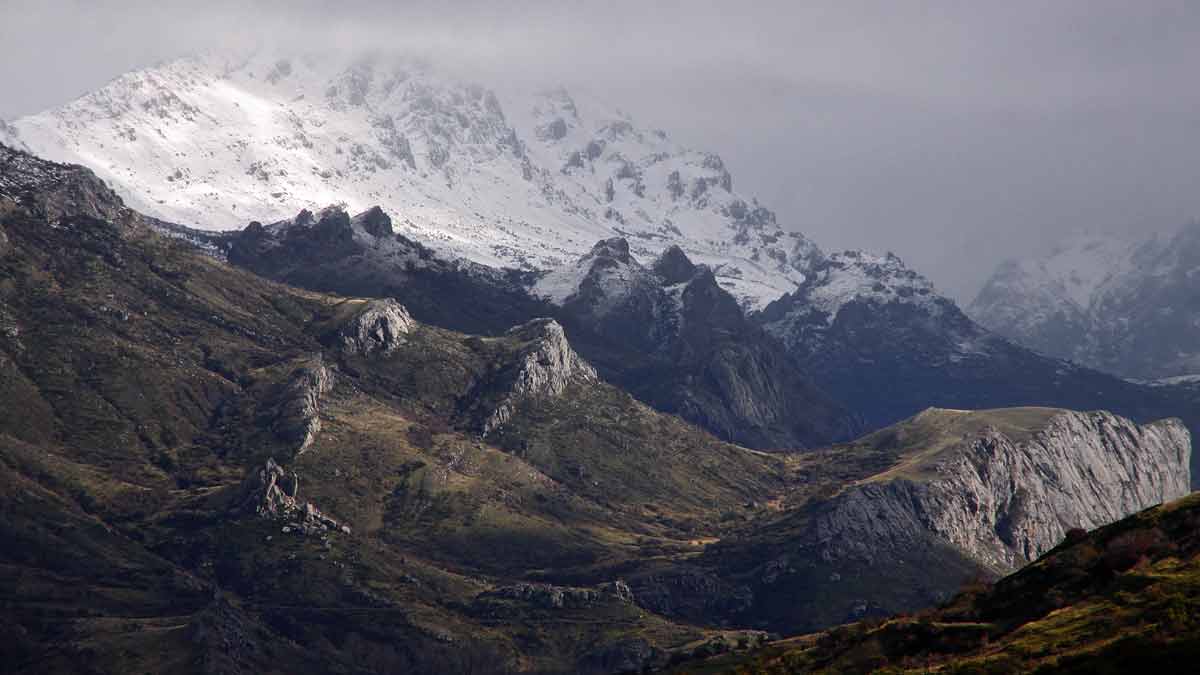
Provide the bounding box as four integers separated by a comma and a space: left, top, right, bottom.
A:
9, 48, 820, 310
802, 249, 942, 325
532, 236, 653, 312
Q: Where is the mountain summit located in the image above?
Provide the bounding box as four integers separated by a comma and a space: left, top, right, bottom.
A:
5, 49, 821, 310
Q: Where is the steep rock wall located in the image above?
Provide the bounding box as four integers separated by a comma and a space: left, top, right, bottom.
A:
816, 410, 1191, 573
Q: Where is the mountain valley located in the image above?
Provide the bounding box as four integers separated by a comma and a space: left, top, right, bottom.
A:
2, 143, 1194, 673
2, 40, 1199, 675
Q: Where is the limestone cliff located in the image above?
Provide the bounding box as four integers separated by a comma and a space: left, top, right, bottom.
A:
649, 406, 1193, 634
480, 318, 597, 435
814, 408, 1191, 573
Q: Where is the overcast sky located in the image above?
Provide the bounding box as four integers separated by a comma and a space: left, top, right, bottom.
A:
3, 0, 1199, 300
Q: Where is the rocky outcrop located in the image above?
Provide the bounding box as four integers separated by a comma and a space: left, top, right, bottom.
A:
650, 407, 1194, 634
236, 458, 349, 534
477, 580, 634, 610
225, 210, 853, 451
814, 409, 1191, 573
336, 299, 415, 356
272, 359, 334, 456
224, 204, 551, 337
0, 143, 138, 227
0, 306, 18, 352
480, 319, 597, 435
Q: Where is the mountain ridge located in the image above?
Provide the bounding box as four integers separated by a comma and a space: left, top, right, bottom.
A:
219, 202, 859, 450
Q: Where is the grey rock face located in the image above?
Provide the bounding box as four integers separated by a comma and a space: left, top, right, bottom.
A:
666, 170, 684, 200
814, 409, 1191, 574
237, 458, 349, 534
338, 299, 415, 356
537, 117, 569, 141
481, 318, 597, 435
242, 457, 301, 518
0, 120, 20, 147
273, 359, 334, 456
0, 307, 18, 350
654, 406, 1194, 634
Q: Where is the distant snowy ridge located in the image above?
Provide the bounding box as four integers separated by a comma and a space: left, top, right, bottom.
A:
969, 232, 1138, 337
7, 49, 824, 310
802, 250, 942, 325
971, 225, 1200, 379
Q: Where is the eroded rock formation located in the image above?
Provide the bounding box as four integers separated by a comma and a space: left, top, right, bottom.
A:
480, 318, 597, 435
337, 298, 415, 356
272, 358, 334, 456
237, 458, 349, 535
